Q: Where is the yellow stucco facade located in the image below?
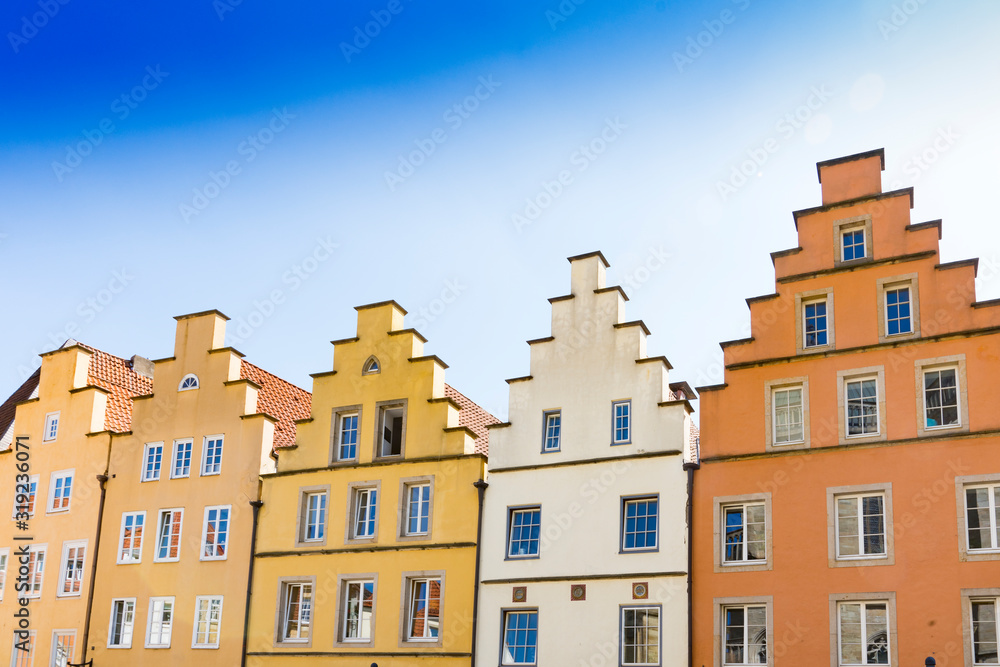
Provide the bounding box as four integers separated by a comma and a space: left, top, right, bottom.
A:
246, 301, 487, 667
90, 310, 306, 666
0, 342, 152, 666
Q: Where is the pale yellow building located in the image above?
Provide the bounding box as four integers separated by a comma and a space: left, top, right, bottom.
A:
0, 341, 153, 667
245, 300, 496, 667
90, 311, 310, 666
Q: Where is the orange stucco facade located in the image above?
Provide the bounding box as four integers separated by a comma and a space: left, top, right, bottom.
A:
694, 149, 1000, 667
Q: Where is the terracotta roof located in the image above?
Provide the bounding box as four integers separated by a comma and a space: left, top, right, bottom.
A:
444, 384, 500, 456
240, 360, 312, 449
0, 370, 41, 445
76, 342, 154, 433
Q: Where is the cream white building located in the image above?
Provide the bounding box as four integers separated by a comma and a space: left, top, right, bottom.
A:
476, 251, 696, 667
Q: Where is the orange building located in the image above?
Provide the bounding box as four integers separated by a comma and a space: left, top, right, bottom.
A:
693, 149, 1000, 667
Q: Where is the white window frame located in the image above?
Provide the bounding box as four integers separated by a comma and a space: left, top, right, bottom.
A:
841, 226, 867, 262
507, 506, 542, 559
297, 487, 329, 547
836, 367, 886, 445
403, 482, 431, 538
192, 596, 223, 649
795, 288, 835, 354
11, 630, 35, 667
278, 581, 313, 644
13, 474, 39, 519
117, 511, 146, 564
771, 385, 804, 446
966, 483, 1000, 551
107, 598, 136, 648
718, 601, 771, 667
921, 365, 962, 431
621, 605, 661, 667
374, 401, 407, 459
844, 376, 879, 438
882, 285, 912, 336
333, 409, 361, 463
501, 609, 539, 666
834, 493, 888, 560
832, 595, 896, 667
612, 400, 631, 444
827, 484, 895, 568
542, 410, 561, 452
353, 487, 378, 539
47, 470, 74, 514
201, 435, 224, 476
802, 298, 830, 348
200, 505, 231, 561
721, 502, 767, 566
171, 439, 193, 479
141, 442, 164, 482
51, 629, 76, 667
23, 544, 46, 599
145, 596, 174, 649
0, 547, 9, 601
338, 577, 376, 644
154, 508, 184, 563
403, 574, 444, 644
57, 540, 86, 598
961, 589, 1000, 667
957, 475, 1000, 562
43, 412, 59, 442
178, 373, 199, 391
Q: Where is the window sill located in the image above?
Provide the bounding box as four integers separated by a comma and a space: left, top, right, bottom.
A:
714, 560, 771, 574
829, 554, 893, 568
620, 547, 659, 554
505, 554, 541, 561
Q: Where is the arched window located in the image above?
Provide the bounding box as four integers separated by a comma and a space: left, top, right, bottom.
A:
362, 356, 380, 375
178, 374, 200, 391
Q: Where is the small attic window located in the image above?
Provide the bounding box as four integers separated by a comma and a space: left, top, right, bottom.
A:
362, 356, 381, 375
178, 374, 200, 391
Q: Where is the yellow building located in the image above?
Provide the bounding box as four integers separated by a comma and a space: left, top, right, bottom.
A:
245, 300, 496, 667
0, 341, 153, 667
90, 311, 310, 666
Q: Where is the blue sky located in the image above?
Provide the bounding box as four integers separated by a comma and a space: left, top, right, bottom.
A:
2, 0, 999, 421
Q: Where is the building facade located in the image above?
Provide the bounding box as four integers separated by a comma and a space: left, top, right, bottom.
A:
89, 310, 310, 666
693, 149, 1000, 667
0, 341, 152, 667
476, 252, 696, 667
245, 300, 495, 666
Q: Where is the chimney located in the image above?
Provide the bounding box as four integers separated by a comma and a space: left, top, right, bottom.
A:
130, 355, 155, 379
817, 148, 884, 205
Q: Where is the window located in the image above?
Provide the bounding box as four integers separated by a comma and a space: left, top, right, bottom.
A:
406, 577, 442, 641
613, 401, 631, 444
192, 596, 223, 648
0, 548, 9, 601
542, 411, 561, 452
723, 605, 768, 665
201, 506, 230, 560
884, 287, 911, 336
340, 579, 374, 642
13, 474, 39, 518
178, 374, 199, 391
338, 413, 359, 461
172, 440, 193, 478
43, 412, 59, 442
964, 483, 1000, 553
48, 470, 73, 513
300, 491, 327, 544
404, 483, 431, 537
507, 507, 541, 558
362, 356, 380, 375
804, 300, 828, 348
118, 512, 145, 563
142, 443, 163, 482
108, 598, 136, 648
23, 545, 45, 598
155, 509, 183, 562
352, 488, 378, 539
924, 367, 959, 429
842, 229, 866, 261
57, 541, 85, 597
202, 436, 223, 476
376, 402, 405, 457
835, 494, 886, 559
964, 594, 1000, 666
845, 378, 879, 437
723, 503, 765, 564
772, 387, 803, 445
51, 630, 76, 667
622, 606, 660, 666
837, 601, 889, 665
622, 497, 658, 552
10, 631, 34, 667
146, 597, 174, 648
280, 583, 312, 643
501, 610, 538, 665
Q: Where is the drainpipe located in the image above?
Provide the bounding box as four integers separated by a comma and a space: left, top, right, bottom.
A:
80, 473, 109, 666
470, 479, 489, 667
683, 461, 699, 667
240, 500, 264, 667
